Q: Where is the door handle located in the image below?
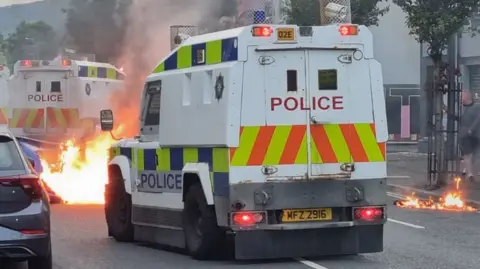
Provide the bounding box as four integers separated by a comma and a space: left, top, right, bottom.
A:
310, 116, 330, 125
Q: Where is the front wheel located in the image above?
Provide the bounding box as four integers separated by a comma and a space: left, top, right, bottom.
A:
105, 171, 134, 242
183, 183, 225, 260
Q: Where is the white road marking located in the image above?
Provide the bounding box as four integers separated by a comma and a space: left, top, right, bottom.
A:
388, 218, 425, 229
387, 192, 405, 200
387, 175, 411, 179
296, 258, 329, 269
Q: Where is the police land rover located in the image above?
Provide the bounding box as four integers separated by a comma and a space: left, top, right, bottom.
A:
101, 23, 388, 260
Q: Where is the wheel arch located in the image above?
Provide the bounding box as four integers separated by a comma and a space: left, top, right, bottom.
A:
109, 155, 133, 194
182, 163, 214, 205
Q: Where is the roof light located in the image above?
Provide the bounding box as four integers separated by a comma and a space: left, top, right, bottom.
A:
252, 26, 272, 37
62, 59, 72, 66
21, 60, 32, 67
339, 25, 358, 36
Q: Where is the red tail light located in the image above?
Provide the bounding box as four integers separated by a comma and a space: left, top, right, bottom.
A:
232, 212, 265, 226
20, 60, 32, 67
0, 174, 44, 201
20, 229, 47, 235
354, 207, 384, 221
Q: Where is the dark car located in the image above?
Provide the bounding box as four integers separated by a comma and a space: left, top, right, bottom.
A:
0, 126, 52, 269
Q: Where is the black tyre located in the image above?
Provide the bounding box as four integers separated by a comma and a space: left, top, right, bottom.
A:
105, 170, 134, 242
28, 248, 52, 269
183, 183, 225, 260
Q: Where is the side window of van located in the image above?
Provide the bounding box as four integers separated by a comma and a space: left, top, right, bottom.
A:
143, 81, 161, 126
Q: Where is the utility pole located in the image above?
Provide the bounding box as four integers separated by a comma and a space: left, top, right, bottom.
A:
445, 32, 461, 178
428, 32, 461, 189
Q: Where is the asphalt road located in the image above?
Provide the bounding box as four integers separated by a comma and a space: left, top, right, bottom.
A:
4, 196, 480, 269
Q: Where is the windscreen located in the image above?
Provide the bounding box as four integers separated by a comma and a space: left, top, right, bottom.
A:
0, 135, 26, 176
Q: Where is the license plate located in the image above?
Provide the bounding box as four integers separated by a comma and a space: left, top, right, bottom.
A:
282, 208, 332, 222
277, 28, 295, 41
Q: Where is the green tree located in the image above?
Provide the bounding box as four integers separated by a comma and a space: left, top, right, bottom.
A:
64, 0, 132, 62
3, 21, 58, 68
283, 0, 389, 26
393, 0, 480, 187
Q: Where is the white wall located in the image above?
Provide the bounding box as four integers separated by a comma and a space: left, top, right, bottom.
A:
368, 0, 420, 85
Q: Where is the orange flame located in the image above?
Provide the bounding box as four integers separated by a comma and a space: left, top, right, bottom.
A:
39, 125, 127, 204
395, 177, 477, 212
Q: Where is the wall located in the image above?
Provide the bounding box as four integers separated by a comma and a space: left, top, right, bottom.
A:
369, 0, 421, 142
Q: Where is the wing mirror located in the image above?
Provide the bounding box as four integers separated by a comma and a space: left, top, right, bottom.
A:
100, 109, 114, 131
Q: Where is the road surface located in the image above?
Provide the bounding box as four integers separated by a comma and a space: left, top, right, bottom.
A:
3, 195, 480, 269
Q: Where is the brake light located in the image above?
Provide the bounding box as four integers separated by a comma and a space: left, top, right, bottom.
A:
354, 207, 384, 221
232, 212, 265, 226
0, 65, 3, 71
20, 229, 47, 235
339, 25, 358, 36
0, 174, 44, 201
62, 59, 72, 66
21, 60, 32, 67
252, 26, 272, 37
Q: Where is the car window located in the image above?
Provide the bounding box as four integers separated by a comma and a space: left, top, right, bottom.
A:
0, 136, 26, 175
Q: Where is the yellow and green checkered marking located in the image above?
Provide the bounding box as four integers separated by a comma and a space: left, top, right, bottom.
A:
109, 146, 230, 196
78, 65, 124, 80
152, 37, 238, 73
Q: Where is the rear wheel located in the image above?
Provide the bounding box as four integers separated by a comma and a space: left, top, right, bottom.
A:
183, 183, 225, 260
28, 248, 52, 269
105, 170, 134, 242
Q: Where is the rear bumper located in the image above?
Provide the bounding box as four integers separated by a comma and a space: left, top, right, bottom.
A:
229, 177, 387, 211
0, 201, 51, 259
226, 178, 387, 259
234, 224, 384, 259
0, 234, 50, 259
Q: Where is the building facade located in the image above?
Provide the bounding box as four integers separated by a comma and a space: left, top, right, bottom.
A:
366, 0, 422, 142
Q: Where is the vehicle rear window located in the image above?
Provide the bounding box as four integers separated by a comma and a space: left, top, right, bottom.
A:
51, 81, 61, 93
318, 69, 338, 90
0, 136, 25, 173
287, 70, 297, 92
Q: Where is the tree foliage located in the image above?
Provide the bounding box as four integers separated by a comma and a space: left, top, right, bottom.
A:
63, 0, 132, 62
283, 0, 389, 26
3, 21, 57, 68
393, 0, 480, 62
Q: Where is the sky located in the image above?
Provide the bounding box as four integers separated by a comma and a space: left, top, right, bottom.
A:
0, 0, 41, 7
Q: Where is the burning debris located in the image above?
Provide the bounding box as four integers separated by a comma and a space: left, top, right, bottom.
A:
394, 178, 477, 212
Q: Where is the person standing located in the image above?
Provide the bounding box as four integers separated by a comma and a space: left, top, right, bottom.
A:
459, 90, 480, 182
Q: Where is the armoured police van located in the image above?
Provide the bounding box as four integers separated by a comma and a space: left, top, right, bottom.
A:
102, 23, 388, 260
6, 59, 124, 139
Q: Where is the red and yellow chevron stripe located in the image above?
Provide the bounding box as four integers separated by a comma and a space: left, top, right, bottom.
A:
230, 123, 385, 166
0, 108, 8, 124
46, 107, 80, 128
8, 108, 44, 128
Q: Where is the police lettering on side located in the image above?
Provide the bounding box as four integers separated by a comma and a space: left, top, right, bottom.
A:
138, 171, 183, 193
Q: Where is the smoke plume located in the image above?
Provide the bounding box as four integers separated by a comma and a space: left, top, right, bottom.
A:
109, 0, 237, 137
